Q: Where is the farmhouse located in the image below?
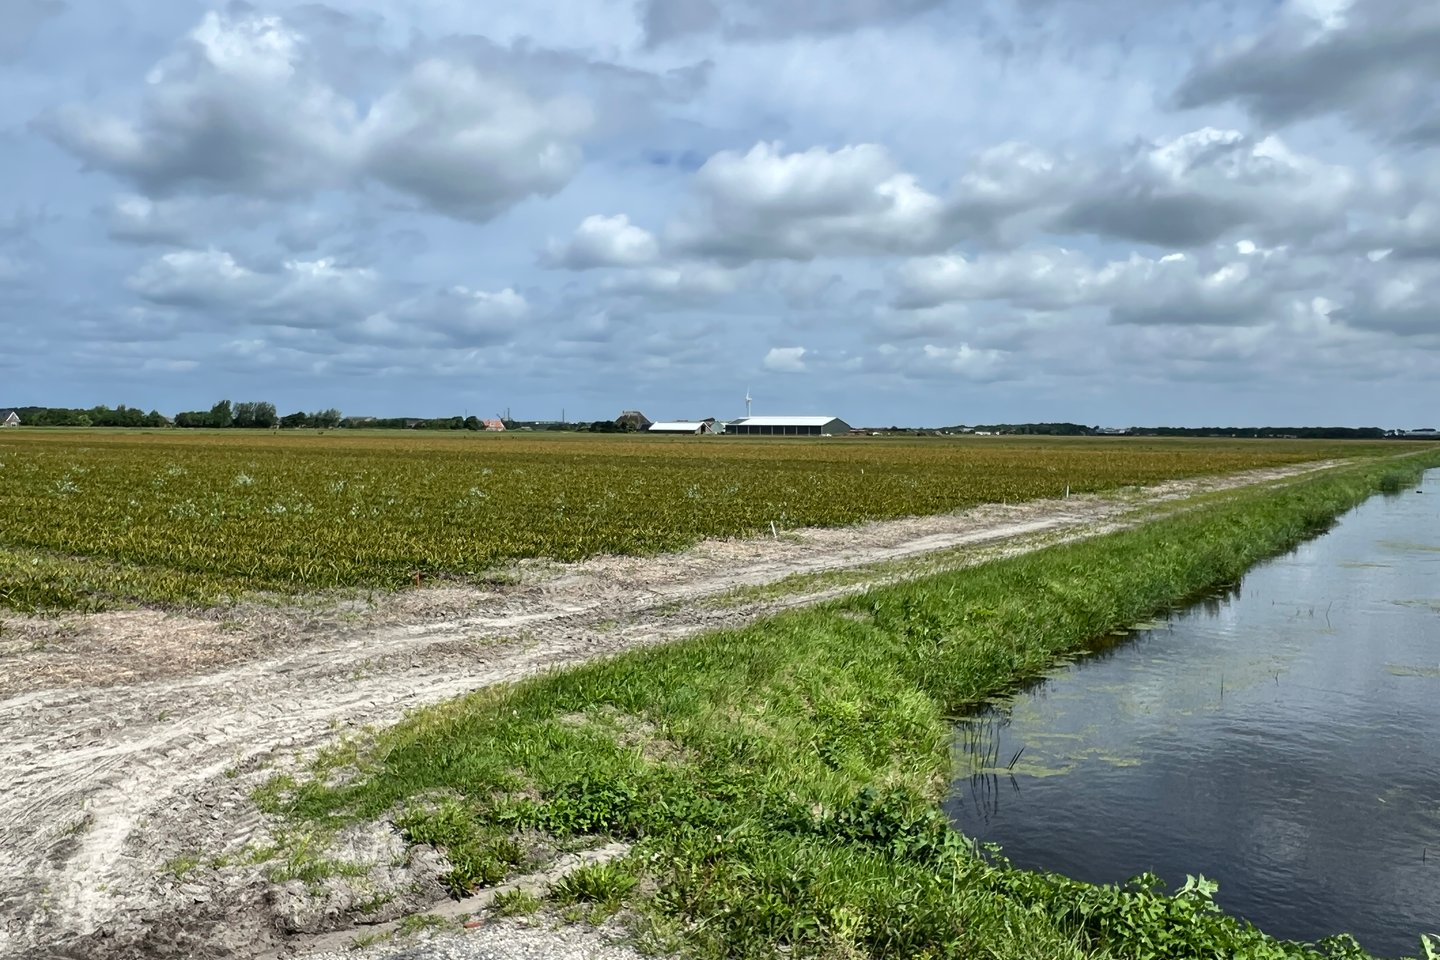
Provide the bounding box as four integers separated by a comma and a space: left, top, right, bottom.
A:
649, 419, 718, 435
616, 410, 652, 431
0, 410, 20, 427
726, 416, 851, 437
482, 418, 506, 432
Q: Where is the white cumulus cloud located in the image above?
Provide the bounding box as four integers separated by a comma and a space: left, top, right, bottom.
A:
763, 345, 808, 372
544, 214, 660, 269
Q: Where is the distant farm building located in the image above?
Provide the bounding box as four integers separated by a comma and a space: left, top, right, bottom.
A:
615, 410, 652, 431
726, 416, 851, 437
649, 419, 718, 435
0, 410, 19, 427
482, 418, 506, 432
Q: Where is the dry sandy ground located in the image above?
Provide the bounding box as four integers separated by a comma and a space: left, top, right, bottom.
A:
0, 461, 1341, 960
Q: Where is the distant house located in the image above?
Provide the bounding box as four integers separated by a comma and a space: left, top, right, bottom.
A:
726, 416, 851, 437
482, 418, 506, 432
0, 410, 20, 428
615, 410, 652, 432
649, 420, 716, 435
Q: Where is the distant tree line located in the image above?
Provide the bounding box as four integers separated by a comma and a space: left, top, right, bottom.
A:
1127, 426, 1389, 439
343, 416, 493, 430
8, 404, 170, 427
963, 422, 1097, 436
942, 423, 1391, 439
172, 400, 343, 429
341, 417, 633, 432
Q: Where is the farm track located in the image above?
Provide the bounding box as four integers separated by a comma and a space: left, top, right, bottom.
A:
0, 460, 1345, 959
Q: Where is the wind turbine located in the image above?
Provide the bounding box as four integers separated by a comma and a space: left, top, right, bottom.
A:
744, 387, 752, 419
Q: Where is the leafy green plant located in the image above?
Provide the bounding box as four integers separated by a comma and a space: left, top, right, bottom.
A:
396, 913, 448, 935
491, 888, 543, 916
550, 862, 639, 909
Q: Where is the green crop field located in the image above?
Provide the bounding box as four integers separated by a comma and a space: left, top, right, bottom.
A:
0, 430, 1418, 612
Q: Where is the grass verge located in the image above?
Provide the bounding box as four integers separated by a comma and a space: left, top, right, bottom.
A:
261, 454, 1440, 960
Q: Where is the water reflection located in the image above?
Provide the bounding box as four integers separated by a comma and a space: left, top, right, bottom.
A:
955, 715, 1024, 823
946, 473, 1440, 957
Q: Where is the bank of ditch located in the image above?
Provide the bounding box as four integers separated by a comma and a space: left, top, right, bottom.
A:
264, 454, 1440, 960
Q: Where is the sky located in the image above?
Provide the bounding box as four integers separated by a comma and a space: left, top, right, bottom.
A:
2, 0, 1439, 427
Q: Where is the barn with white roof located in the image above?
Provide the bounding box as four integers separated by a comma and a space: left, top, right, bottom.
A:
724, 416, 851, 437
649, 420, 718, 435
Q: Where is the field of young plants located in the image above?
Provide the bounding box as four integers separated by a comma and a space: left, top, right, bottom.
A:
0, 430, 1416, 611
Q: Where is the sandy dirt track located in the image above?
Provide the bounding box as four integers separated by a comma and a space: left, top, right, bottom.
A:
0, 461, 1342, 959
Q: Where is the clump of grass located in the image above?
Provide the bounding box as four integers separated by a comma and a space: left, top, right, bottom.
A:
241, 827, 370, 888
1377, 468, 1412, 493
396, 798, 529, 896
551, 862, 639, 910
395, 913, 448, 935
266, 455, 1440, 960
491, 888, 544, 916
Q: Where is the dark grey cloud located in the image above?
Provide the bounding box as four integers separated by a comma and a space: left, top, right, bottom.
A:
1062, 193, 1246, 249
1332, 257, 1440, 336
102, 195, 284, 247
36, 8, 713, 226
125, 247, 376, 327
1344, 168, 1440, 261
1058, 128, 1355, 248
36, 9, 356, 198
37, 9, 599, 222
356, 58, 590, 222
659, 130, 1356, 264
64, 304, 184, 344
369, 285, 528, 347
1174, 0, 1440, 143
640, 0, 944, 47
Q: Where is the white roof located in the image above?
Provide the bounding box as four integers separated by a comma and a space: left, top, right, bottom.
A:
728, 416, 842, 427
649, 421, 707, 431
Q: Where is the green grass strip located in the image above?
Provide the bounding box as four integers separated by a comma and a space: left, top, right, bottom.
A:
265, 454, 1440, 960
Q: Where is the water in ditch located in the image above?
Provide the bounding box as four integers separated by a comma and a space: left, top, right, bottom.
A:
947, 471, 1440, 956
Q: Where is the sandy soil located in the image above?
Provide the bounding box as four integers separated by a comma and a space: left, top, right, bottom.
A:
0, 461, 1341, 959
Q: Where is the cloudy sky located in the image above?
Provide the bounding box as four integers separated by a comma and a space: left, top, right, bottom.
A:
2, 0, 1438, 426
